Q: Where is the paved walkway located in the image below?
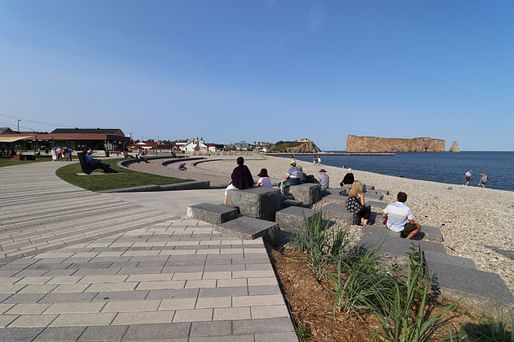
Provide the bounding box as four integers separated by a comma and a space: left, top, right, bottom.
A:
0, 162, 297, 342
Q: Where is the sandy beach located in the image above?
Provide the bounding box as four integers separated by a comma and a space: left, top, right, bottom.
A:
192, 154, 514, 294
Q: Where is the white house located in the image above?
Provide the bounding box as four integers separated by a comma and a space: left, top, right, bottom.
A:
182, 137, 208, 153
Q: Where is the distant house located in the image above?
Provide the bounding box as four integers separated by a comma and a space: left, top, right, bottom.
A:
182, 138, 208, 153
233, 141, 251, 151
205, 143, 225, 152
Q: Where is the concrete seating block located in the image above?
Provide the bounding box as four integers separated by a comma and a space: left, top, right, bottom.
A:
281, 198, 305, 208
364, 192, 384, 201
187, 203, 240, 225
371, 188, 390, 196
420, 225, 444, 243
368, 200, 387, 210
226, 188, 282, 221
275, 206, 315, 233
340, 183, 368, 193
288, 183, 321, 206
320, 203, 357, 224
216, 216, 278, 240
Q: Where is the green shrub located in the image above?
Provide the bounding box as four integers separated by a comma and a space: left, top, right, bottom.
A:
331, 249, 397, 314
292, 211, 350, 280
375, 247, 459, 342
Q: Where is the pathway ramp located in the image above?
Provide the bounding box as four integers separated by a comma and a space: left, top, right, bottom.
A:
0, 162, 297, 342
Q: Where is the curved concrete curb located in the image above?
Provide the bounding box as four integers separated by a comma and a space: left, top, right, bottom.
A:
99, 180, 210, 193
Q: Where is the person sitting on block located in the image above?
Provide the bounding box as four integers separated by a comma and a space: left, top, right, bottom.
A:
382, 191, 421, 239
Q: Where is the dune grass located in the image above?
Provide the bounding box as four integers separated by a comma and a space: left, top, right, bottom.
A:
56, 159, 191, 192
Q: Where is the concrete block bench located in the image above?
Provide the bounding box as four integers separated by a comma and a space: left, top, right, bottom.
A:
216, 216, 278, 240
420, 225, 444, 242
187, 203, 240, 225
288, 183, 321, 206
275, 206, 315, 233
226, 187, 282, 221
320, 203, 359, 225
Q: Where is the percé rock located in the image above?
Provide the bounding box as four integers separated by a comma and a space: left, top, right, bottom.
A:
346, 135, 445, 153
449, 141, 460, 152
269, 139, 321, 153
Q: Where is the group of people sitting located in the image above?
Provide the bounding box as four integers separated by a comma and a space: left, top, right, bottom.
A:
224, 157, 421, 240
344, 178, 420, 239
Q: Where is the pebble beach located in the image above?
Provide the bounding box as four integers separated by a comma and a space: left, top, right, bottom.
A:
194, 155, 514, 294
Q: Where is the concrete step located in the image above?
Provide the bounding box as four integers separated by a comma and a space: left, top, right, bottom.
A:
0, 203, 147, 244
0, 191, 94, 209
275, 206, 315, 233
216, 216, 278, 240
320, 203, 355, 223
1, 212, 176, 260
430, 261, 514, 304
358, 226, 446, 255
187, 203, 240, 225
421, 225, 444, 243
0, 198, 129, 226
0, 205, 155, 246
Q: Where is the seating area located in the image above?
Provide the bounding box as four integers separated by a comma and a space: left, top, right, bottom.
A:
186, 181, 514, 308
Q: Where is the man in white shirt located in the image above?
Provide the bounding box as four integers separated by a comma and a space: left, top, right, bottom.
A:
382, 192, 421, 239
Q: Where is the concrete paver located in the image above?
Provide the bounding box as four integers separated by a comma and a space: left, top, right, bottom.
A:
0, 162, 297, 341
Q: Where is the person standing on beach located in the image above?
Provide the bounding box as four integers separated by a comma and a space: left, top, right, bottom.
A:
478, 172, 488, 188
382, 192, 421, 239
464, 170, 473, 186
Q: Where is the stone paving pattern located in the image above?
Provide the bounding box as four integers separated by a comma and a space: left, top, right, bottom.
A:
0, 163, 297, 341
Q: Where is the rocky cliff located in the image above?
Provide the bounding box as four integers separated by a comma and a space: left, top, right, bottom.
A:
449, 141, 460, 152
269, 140, 321, 153
346, 135, 445, 153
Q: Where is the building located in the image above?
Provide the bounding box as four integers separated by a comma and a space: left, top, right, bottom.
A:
0, 127, 129, 155
181, 138, 208, 153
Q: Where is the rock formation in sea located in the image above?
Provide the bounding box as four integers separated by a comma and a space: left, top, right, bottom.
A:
449, 141, 460, 152
268, 139, 321, 153
346, 135, 445, 153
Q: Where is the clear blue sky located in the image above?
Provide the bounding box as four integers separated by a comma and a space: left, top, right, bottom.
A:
1, 0, 513, 150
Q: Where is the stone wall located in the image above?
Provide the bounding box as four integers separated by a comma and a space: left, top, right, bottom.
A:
346, 135, 445, 153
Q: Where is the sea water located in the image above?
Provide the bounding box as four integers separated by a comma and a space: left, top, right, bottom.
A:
296, 152, 514, 192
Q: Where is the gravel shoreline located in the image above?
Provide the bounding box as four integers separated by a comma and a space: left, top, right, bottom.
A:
194, 154, 514, 294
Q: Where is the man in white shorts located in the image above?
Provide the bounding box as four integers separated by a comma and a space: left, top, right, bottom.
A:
382, 192, 421, 239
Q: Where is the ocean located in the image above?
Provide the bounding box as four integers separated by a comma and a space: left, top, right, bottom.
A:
295, 152, 514, 192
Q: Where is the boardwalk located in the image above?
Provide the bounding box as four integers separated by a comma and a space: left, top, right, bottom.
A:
0, 162, 297, 342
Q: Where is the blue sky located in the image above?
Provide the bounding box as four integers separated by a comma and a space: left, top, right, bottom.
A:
1, 0, 513, 150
